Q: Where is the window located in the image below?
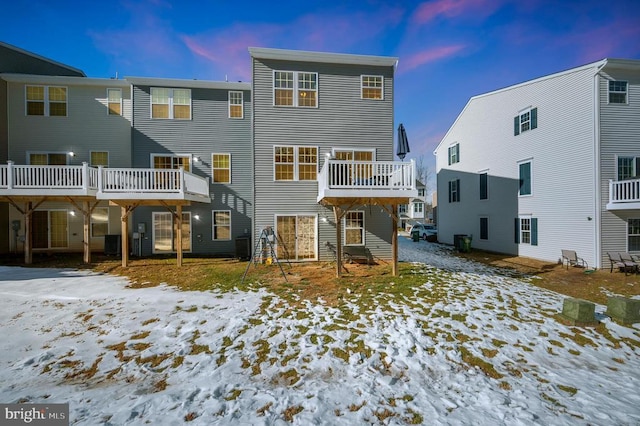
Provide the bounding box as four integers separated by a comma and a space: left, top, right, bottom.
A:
514, 107, 537, 135
413, 202, 424, 214
212, 153, 231, 183
479, 172, 488, 200
418, 188, 425, 197
344, 211, 364, 246
398, 204, 407, 214
274, 146, 318, 181
152, 154, 190, 171
91, 207, 109, 237
273, 71, 317, 107
90, 151, 109, 167
617, 156, 640, 180
519, 161, 532, 196
29, 152, 67, 165
361, 75, 383, 99
480, 217, 488, 240
26, 85, 67, 116
448, 179, 460, 202
448, 143, 459, 165
629, 219, 640, 251
151, 88, 191, 119
515, 216, 538, 245
609, 81, 627, 104
107, 88, 122, 115
212, 210, 231, 241
229, 91, 243, 118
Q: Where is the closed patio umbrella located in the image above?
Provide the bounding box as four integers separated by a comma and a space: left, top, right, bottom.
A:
397, 123, 410, 160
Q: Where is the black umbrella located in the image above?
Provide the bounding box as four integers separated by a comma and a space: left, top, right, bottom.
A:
397, 123, 410, 160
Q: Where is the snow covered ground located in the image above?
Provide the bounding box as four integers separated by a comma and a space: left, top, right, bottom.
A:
1, 237, 640, 425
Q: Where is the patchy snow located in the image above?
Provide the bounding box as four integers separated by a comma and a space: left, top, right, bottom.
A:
1, 238, 640, 425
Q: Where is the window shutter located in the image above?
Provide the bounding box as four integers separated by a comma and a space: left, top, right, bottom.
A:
514, 218, 520, 244
456, 179, 460, 202
448, 181, 452, 202
531, 108, 537, 130
514, 116, 520, 136
531, 218, 538, 246
455, 144, 460, 163
448, 146, 452, 165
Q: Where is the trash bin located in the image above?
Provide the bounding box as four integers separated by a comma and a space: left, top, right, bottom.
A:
454, 234, 466, 251
462, 236, 472, 253
411, 229, 420, 242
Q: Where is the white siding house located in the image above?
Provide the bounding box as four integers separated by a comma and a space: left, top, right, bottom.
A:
434, 58, 640, 270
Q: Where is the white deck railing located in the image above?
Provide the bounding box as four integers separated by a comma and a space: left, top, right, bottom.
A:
0, 161, 97, 191
318, 160, 417, 199
609, 179, 640, 204
0, 161, 209, 201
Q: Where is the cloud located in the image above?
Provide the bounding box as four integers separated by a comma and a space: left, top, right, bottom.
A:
399, 44, 466, 73
411, 0, 504, 24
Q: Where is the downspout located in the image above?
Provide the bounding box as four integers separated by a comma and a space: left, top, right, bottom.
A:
593, 60, 607, 269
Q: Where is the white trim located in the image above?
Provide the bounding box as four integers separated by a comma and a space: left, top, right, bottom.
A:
274, 213, 318, 261
107, 88, 122, 116
26, 151, 69, 165
272, 70, 318, 108
228, 90, 244, 119
343, 210, 365, 246
607, 80, 628, 105
150, 87, 192, 120
361, 75, 384, 100
25, 85, 68, 117
273, 145, 319, 181
212, 210, 232, 241
89, 150, 109, 167
152, 211, 192, 254
150, 153, 192, 170
211, 153, 232, 184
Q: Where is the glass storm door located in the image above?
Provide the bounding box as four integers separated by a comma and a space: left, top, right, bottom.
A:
32, 210, 68, 249
276, 215, 316, 261
153, 212, 191, 253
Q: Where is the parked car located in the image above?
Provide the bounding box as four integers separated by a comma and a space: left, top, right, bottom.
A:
409, 223, 438, 241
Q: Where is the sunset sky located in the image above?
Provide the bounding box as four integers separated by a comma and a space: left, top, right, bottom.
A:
2, 0, 639, 184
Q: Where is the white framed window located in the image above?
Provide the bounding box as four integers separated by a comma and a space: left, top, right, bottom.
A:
413, 202, 424, 214
479, 171, 488, 200
448, 179, 460, 202
617, 156, 640, 180
151, 88, 191, 119
515, 215, 538, 246
26, 85, 67, 116
514, 107, 537, 135
344, 211, 365, 246
518, 160, 532, 196
418, 188, 425, 197
91, 207, 109, 237
448, 143, 460, 165
152, 211, 191, 253
273, 71, 317, 107
28, 152, 67, 165
152, 154, 191, 171
520, 217, 531, 244
229, 91, 243, 118
212, 153, 231, 183
212, 210, 231, 241
609, 81, 627, 104
107, 88, 122, 115
361, 75, 383, 99
90, 151, 109, 167
274, 146, 318, 181
629, 219, 640, 251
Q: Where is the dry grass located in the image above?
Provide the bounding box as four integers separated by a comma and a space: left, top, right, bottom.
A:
2, 247, 640, 306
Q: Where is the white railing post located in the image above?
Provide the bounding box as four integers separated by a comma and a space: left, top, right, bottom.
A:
609, 180, 614, 204
7, 160, 14, 189
97, 166, 104, 195
82, 162, 88, 191
179, 167, 185, 194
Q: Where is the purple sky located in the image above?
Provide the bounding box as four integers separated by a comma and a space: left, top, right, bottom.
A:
2, 0, 639, 182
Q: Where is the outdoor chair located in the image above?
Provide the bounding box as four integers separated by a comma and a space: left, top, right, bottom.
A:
607, 252, 628, 274
561, 250, 588, 269
617, 252, 640, 274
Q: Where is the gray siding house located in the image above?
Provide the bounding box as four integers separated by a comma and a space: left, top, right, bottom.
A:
434, 58, 640, 270
127, 77, 252, 257
250, 47, 416, 271
1, 72, 132, 255
0, 41, 86, 254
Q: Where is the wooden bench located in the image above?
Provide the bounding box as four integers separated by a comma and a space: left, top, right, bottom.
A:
324, 242, 373, 265
343, 246, 373, 265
